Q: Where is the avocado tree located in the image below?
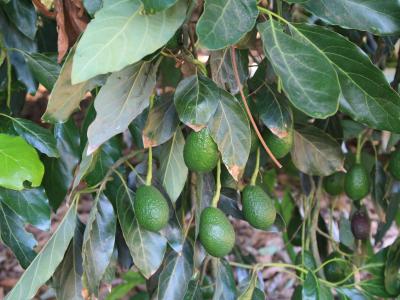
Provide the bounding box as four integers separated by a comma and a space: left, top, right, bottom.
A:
2, 0, 400, 299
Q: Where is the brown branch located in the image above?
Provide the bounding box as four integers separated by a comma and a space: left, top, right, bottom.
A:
32, 0, 56, 19
230, 46, 282, 168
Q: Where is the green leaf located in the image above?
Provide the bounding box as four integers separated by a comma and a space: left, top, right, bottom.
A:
141, 0, 178, 13
6, 201, 77, 300
291, 126, 344, 176
237, 271, 257, 300
195, 173, 214, 237
303, 0, 400, 35
174, 74, 219, 131
52, 219, 85, 300
0, 202, 36, 269
24, 52, 60, 91
82, 194, 116, 295
296, 24, 400, 133
183, 277, 202, 300
159, 128, 188, 203
372, 161, 387, 213
42, 47, 97, 123
0, 187, 50, 231
257, 19, 340, 119
42, 120, 80, 210
376, 193, 400, 245
157, 243, 193, 300
303, 272, 333, 300
385, 237, 400, 296
11, 117, 59, 157
0, 134, 44, 190
105, 271, 145, 300
207, 89, 251, 181
196, 0, 258, 50
142, 94, 179, 148
339, 215, 355, 250
116, 185, 167, 278
72, 0, 187, 83
83, 0, 103, 15
213, 259, 237, 300
87, 60, 159, 154
2, 0, 37, 39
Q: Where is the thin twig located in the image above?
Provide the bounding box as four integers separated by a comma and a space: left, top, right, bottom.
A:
230, 46, 282, 168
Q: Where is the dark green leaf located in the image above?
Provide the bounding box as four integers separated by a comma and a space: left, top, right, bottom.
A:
142, 94, 179, 148
303, 272, 333, 300
385, 237, 400, 296
336, 287, 368, 300
12, 117, 59, 157
296, 24, 400, 133
303, 0, 400, 35
196, 0, 258, 50
339, 215, 355, 250
105, 271, 145, 300
2, 0, 37, 39
0, 187, 50, 231
0, 202, 36, 268
87, 60, 159, 154
0, 134, 44, 190
291, 126, 344, 176
372, 161, 387, 212
25, 52, 60, 91
159, 128, 188, 203
6, 201, 77, 300
258, 19, 340, 119
141, 0, 178, 13
375, 193, 400, 244
174, 74, 219, 131
213, 259, 237, 300
207, 88, 251, 181
72, 0, 187, 83
82, 194, 116, 295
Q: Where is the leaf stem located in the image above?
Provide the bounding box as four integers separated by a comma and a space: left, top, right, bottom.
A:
6, 52, 12, 109
211, 159, 221, 208
146, 146, 152, 186
230, 46, 282, 168
250, 147, 260, 185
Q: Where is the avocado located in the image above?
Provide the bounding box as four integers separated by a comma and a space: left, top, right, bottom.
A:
351, 210, 370, 240
323, 172, 345, 196
134, 185, 169, 232
242, 185, 276, 230
183, 129, 219, 173
323, 252, 352, 284
263, 129, 293, 159
344, 164, 370, 201
389, 149, 400, 180
199, 207, 235, 257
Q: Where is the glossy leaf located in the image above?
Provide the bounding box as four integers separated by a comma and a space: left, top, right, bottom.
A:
385, 237, 400, 296
0, 134, 44, 190
72, 0, 187, 83
105, 271, 145, 300
196, 0, 258, 50
375, 193, 400, 244
237, 271, 257, 300
142, 94, 179, 148
87, 60, 159, 154
291, 126, 344, 176
195, 173, 214, 237
258, 19, 340, 119
42, 48, 97, 123
157, 243, 193, 300
12, 117, 59, 157
0, 187, 50, 231
207, 89, 251, 181
2, 0, 37, 39
303, 0, 400, 35
6, 201, 77, 300
0, 202, 36, 269
141, 0, 178, 13
174, 74, 220, 131
213, 259, 237, 300
82, 194, 116, 295
303, 272, 333, 300
183, 277, 202, 300
339, 215, 355, 250
24, 52, 60, 91
296, 24, 400, 133
159, 128, 188, 203
116, 185, 167, 278
372, 161, 387, 212
53, 220, 85, 300
83, 0, 103, 15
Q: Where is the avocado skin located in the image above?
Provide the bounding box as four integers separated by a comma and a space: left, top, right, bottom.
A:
134, 185, 169, 232
263, 130, 293, 159
242, 185, 276, 230
183, 129, 219, 173
323, 172, 345, 196
351, 210, 370, 240
323, 252, 352, 283
344, 164, 370, 201
389, 150, 400, 180
199, 207, 235, 257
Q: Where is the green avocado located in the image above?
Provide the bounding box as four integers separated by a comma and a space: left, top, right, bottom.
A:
388, 149, 400, 180
242, 185, 276, 230
344, 164, 370, 201
263, 129, 293, 159
134, 185, 169, 232
323, 252, 352, 284
199, 207, 235, 257
323, 172, 345, 196
183, 129, 219, 173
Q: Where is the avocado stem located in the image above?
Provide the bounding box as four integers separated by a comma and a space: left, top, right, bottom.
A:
145, 146, 152, 186
211, 159, 221, 208
250, 147, 260, 186
356, 133, 362, 164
